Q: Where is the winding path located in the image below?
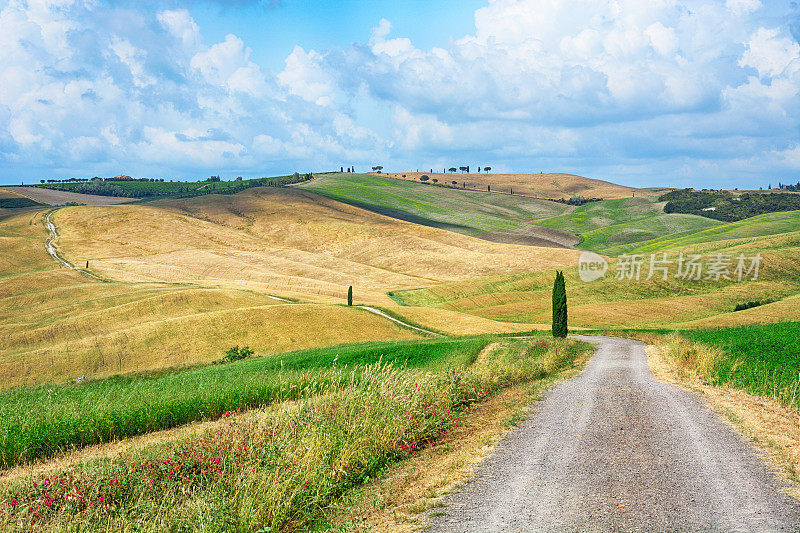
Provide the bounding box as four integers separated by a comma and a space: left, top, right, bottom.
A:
43, 210, 102, 280
429, 335, 800, 532
356, 305, 442, 336
44, 210, 73, 269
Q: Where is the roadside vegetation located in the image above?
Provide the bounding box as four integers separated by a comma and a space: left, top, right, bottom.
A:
0, 337, 490, 468
660, 322, 800, 408
0, 337, 592, 531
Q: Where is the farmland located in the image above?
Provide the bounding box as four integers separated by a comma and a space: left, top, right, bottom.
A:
0, 336, 592, 530
534, 196, 724, 254
297, 172, 576, 246
2, 171, 800, 530
677, 322, 800, 407
0, 336, 492, 468
391, 218, 800, 329
380, 171, 648, 200
0, 184, 580, 386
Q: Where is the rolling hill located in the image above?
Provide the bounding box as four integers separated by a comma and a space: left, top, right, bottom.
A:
0, 186, 580, 386
380, 171, 649, 200
533, 196, 724, 254
390, 215, 800, 329
297, 172, 578, 247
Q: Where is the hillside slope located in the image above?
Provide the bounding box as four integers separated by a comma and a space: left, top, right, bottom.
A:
391, 223, 800, 329
54, 187, 579, 303
534, 196, 723, 254
1, 186, 132, 205
381, 171, 645, 200
297, 172, 578, 247
1, 187, 581, 386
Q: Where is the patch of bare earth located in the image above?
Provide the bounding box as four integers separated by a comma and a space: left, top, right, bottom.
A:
647, 344, 800, 499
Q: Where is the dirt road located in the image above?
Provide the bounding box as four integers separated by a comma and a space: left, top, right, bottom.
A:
429, 335, 800, 531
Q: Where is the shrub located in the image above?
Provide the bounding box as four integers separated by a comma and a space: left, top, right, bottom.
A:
222, 346, 254, 364
733, 300, 772, 312
419, 175, 430, 182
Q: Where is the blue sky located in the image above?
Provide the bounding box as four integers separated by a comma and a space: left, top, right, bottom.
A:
1, 0, 799, 188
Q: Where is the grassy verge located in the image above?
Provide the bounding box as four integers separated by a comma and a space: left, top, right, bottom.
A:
0, 337, 591, 531
326, 342, 594, 531
0, 338, 490, 468
658, 322, 800, 407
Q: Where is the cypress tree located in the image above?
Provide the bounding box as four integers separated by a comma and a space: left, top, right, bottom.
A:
347, 286, 353, 306
552, 271, 568, 338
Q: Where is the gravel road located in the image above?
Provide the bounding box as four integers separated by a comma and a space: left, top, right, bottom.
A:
428, 335, 800, 532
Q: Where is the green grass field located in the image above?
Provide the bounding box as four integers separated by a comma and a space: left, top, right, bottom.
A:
534, 196, 723, 254
602, 210, 800, 256
0, 337, 491, 468
679, 322, 800, 407
297, 172, 569, 235
0, 337, 592, 531
391, 227, 800, 328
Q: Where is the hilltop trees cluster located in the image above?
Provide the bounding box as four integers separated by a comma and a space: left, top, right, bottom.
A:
661, 189, 800, 222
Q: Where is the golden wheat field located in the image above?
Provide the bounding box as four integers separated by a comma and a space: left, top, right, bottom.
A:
1, 187, 576, 386
391, 229, 800, 329
52, 187, 580, 305
380, 172, 648, 200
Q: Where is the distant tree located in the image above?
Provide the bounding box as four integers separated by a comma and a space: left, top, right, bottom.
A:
341, 166, 344, 172
463, 182, 466, 188
484, 166, 492, 172
448, 167, 457, 173
478, 167, 482, 173
372, 166, 384, 173
552, 271, 568, 338
347, 286, 353, 306
432, 178, 438, 183
235, 177, 243, 181
510, 188, 513, 195
420, 175, 430, 182
452, 181, 458, 186
40, 179, 45, 183
459, 166, 467, 173
488, 184, 491, 192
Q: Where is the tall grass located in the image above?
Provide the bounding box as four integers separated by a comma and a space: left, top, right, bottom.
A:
0, 337, 490, 468
0, 337, 590, 531
661, 322, 800, 407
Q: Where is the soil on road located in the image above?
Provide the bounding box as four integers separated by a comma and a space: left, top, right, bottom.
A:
429, 335, 800, 532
